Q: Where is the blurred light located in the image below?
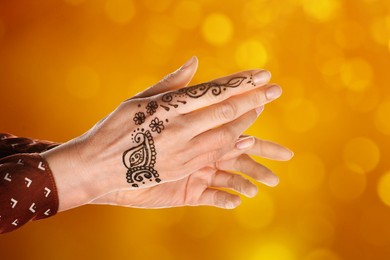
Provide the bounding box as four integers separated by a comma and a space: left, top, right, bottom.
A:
370, 16, 390, 45
234, 191, 275, 229
201, 13, 233, 46
304, 248, 341, 260
296, 214, 335, 245
334, 21, 365, 50
287, 153, 325, 192
251, 243, 295, 260
377, 171, 390, 207
328, 164, 366, 201
143, 0, 172, 13
235, 39, 268, 69
133, 244, 173, 260
148, 16, 178, 46
302, 0, 341, 22
320, 56, 345, 77
343, 137, 380, 173
66, 66, 100, 99
105, 0, 135, 24
63, 0, 86, 5
374, 101, 390, 135
284, 100, 319, 133
346, 87, 379, 113
172, 0, 202, 30
242, 0, 277, 28
177, 209, 218, 238
340, 58, 373, 92
359, 206, 390, 246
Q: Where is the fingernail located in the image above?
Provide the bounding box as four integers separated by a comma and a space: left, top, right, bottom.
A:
225, 201, 236, 209
268, 175, 280, 187
265, 85, 282, 100
255, 106, 264, 117
252, 70, 271, 86
246, 186, 258, 198
180, 56, 196, 70
236, 136, 255, 150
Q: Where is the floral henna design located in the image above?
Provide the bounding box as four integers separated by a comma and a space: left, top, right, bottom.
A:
133, 112, 146, 125
124, 75, 251, 186
123, 130, 161, 187
146, 101, 158, 115
149, 117, 165, 134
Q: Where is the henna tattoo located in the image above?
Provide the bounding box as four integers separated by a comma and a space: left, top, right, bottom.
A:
160, 76, 248, 110
133, 112, 146, 125
146, 101, 158, 115
123, 130, 161, 187
125, 75, 250, 186
149, 117, 165, 134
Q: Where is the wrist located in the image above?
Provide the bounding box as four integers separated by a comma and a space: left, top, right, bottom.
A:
40, 137, 111, 212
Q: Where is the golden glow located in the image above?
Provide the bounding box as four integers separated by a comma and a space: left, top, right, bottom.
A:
283, 100, 319, 133
340, 58, 373, 92
201, 13, 233, 46
343, 137, 380, 173
66, 66, 100, 99
328, 164, 366, 201
1, 0, 389, 259
173, 0, 202, 30
302, 0, 341, 22
234, 191, 275, 229
235, 39, 268, 69
374, 101, 390, 135
287, 153, 325, 192
304, 248, 341, 260
251, 243, 295, 260
377, 171, 390, 206
105, 0, 135, 24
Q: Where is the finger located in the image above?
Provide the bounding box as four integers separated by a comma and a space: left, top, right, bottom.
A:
220, 136, 294, 162
155, 69, 274, 114
133, 56, 198, 99
217, 154, 279, 187
184, 110, 258, 167
211, 171, 258, 198
195, 188, 241, 209
182, 82, 280, 136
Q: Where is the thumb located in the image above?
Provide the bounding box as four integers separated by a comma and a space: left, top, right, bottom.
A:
134, 56, 198, 98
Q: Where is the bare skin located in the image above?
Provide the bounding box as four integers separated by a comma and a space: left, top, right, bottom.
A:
42, 57, 292, 211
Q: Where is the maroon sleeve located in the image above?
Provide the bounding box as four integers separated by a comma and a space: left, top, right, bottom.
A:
0, 133, 60, 158
0, 133, 60, 234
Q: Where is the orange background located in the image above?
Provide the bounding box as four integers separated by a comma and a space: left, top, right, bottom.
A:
1, 0, 390, 259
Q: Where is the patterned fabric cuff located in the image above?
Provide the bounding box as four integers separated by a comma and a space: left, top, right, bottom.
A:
0, 153, 59, 234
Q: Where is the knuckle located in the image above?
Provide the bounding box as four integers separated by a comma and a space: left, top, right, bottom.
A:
217, 128, 234, 147
217, 102, 237, 121
214, 191, 227, 207
231, 175, 243, 193
207, 150, 220, 163
255, 89, 266, 105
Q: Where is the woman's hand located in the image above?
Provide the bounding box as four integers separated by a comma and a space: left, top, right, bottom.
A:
41, 57, 283, 211
91, 135, 293, 209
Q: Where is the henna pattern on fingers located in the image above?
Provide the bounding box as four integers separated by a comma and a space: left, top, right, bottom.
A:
123, 130, 161, 187
160, 76, 248, 110
125, 75, 252, 186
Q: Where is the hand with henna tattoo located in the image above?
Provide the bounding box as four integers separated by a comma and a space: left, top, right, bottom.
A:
92, 134, 293, 209
41, 56, 287, 211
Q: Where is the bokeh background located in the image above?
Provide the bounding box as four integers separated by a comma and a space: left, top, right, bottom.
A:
1, 0, 390, 259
